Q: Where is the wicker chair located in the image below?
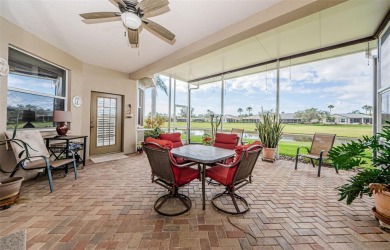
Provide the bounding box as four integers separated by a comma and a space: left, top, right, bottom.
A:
206, 144, 262, 215
144, 142, 199, 216
5, 130, 77, 192
294, 133, 338, 177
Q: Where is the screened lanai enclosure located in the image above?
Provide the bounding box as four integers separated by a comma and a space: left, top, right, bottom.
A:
138, 1, 390, 150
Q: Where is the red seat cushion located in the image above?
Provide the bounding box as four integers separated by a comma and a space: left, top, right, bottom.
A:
206, 166, 235, 186
159, 133, 183, 148
213, 133, 237, 150
174, 166, 199, 186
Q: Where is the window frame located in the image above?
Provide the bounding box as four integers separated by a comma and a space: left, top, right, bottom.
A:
7, 46, 68, 131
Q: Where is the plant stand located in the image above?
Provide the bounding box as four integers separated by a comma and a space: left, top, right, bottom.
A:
372, 207, 390, 230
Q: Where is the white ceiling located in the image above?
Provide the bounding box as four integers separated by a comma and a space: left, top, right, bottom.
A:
0, 0, 282, 74
162, 0, 390, 83
1, 0, 389, 83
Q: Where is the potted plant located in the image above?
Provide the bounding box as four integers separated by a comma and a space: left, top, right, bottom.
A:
202, 133, 212, 146
328, 121, 390, 229
255, 112, 284, 162
0, 114, 34, 209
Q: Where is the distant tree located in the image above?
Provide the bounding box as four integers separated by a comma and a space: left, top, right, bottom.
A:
206, 109, 215, 117
366, 105, 373, 115
318, 110, 329, 124
295, 108, 321, 123
151, 75, 168, 118
246, 107, 253, 116
237, 108, 243, 117
328, 105, 334, 114
179, 107, 194, 118
352, 110, 361, 114
362, 105, 373, 115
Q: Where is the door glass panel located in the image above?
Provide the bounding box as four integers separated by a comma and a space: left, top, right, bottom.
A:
96, 97, 117, 147
381, 91, 390, 127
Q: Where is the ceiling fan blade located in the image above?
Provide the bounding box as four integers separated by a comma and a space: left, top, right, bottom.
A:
80, 12, 120, 20
143, 19, 175, 42
143, 6, 170, 18
109, 0, 127, 8
137, 0, 169, 13
127, 28, 139, 46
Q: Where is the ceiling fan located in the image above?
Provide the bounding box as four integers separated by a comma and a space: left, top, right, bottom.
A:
80, 0, 175, 47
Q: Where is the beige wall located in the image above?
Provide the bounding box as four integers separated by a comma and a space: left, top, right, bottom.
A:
0, 17, 137, 178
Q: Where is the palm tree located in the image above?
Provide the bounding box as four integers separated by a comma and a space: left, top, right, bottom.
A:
362, 105, 369, 114
246, 107, 253, 116
367, 105, 373, 115
151, 75, 168, 118
237, 108, 243, 117
328, 105, 334, 114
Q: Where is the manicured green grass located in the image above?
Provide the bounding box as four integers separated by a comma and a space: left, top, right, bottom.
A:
166, 122, 372, 138
170, 121, 372, 157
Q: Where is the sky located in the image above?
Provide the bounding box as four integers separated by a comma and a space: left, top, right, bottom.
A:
146, 51, 375, 116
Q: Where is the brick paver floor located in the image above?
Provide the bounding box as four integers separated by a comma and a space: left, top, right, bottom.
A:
1, 154, 389, 249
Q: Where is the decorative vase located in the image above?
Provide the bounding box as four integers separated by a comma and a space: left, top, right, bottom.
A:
372, 191, 390, 228
262, 147, 276, 162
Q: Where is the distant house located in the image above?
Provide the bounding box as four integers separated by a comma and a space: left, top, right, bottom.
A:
333, 113, 372, 124
280, 113, 302, 124
242, 116, 260, 123
223, 115, 240, 123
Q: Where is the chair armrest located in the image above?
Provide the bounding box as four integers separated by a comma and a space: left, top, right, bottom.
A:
172, 161, 198, 168
296, 146, 310, 155
214, 162, 237, 168
19, 155, 50, 169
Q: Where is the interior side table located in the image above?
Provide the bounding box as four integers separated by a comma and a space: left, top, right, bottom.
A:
43, 135, 88, 167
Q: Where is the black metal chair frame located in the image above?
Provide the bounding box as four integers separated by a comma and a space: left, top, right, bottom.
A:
10, 149, 78, 193
144, 142, 198, 216
208, 145, 262, 215
294, 133, 338, 177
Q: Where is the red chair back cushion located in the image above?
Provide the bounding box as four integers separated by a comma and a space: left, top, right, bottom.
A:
233, 141, 262, 163
159, 133, 183, 148
213, 133, 237, 150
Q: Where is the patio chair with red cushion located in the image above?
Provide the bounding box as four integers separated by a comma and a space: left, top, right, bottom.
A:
206, 141, 262, 215
144, 137, 199, 216
159, 132, 183, 148
213, 133, 239, 150
159, 132, 186, 163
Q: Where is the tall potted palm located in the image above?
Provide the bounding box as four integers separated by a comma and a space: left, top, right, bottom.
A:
255, 113, 284, 162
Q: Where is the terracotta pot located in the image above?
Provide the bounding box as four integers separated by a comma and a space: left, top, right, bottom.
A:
0, 177, 24, 200
373, 191, 390, 223
262, 147, 276, 162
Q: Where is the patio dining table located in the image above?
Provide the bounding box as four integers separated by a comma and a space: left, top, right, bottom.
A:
171, 144, 235, 210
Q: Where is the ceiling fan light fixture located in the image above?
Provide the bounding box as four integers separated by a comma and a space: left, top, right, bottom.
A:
121, 12, 142, 29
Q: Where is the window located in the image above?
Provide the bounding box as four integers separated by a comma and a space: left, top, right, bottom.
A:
7, 47, 66, 129
138, 88, 144, 126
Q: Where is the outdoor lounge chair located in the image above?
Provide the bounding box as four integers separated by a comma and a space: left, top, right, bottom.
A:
206, 142, 262, 214
294, 133, 338, 177
144, 139, 199, 216
5, 130, 78, 192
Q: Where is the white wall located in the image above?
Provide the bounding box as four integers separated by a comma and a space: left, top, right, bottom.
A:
0, 17, 138, 179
